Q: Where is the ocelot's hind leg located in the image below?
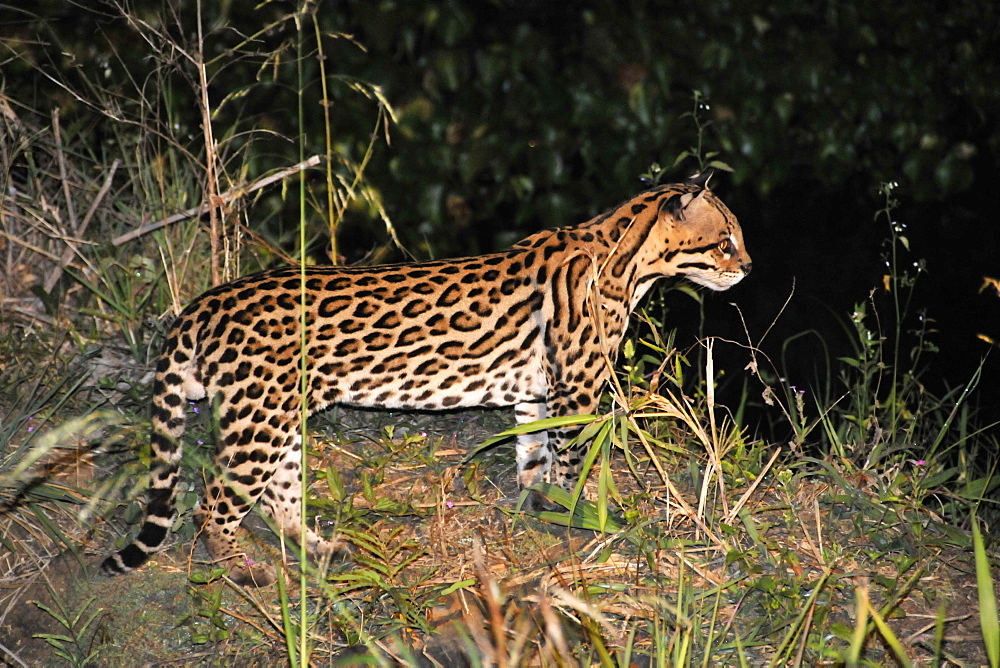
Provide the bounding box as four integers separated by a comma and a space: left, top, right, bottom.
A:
197, 470, 279, 587
200, 407, 345, 586
258, 433, 348, 571
195, 400, 294, 587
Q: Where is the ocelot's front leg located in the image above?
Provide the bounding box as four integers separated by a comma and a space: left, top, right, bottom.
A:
514, 401, 560, 511
513, 390, 599, 511
514, 402, 551, 488
546, 388, 601, 503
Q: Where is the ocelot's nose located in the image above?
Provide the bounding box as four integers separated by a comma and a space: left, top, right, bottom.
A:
741, 261, 752, 275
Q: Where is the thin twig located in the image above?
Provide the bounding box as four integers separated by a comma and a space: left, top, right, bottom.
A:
0, 641, 28, 668
43, 159, 121, 292
723, 446, 781, 524
52, 108, 79, 233
902, 613, 974, 644
111, 155, 322, 247
0, 227, 63, 262
2, 303, 56, 327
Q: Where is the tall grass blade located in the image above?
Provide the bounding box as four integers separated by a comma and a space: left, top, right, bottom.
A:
867, 603, 912, 667
277, 568, 299, 668
845, 586, 868, 668
973, 517, 1000, 668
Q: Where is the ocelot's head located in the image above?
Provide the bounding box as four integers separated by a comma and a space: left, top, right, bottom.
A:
650, 170, 752, 291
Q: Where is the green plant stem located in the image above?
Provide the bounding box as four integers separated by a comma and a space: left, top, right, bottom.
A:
296, 4, 309, 666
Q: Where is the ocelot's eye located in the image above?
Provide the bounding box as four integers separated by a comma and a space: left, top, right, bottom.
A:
718, 238, 733, 254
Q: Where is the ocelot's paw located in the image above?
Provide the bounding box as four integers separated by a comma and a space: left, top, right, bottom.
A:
228, 557, 278, 588
521, 489, 564, 513
311, 537, 351, 568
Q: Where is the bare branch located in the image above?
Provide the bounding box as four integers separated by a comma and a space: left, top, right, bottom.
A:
112, 155, 322, 247
44, 160, 121, 292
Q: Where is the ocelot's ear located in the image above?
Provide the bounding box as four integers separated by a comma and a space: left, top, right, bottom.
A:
686, 168, 714, 190
661, 169, 714, 221
659, 190, 699, 222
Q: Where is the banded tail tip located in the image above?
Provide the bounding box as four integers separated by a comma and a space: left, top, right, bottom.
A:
100, 543, 151, 576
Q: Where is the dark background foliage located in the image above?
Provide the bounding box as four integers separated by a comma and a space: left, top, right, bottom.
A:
4, 0, 999, 429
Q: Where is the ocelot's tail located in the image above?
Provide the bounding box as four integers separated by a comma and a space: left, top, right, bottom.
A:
102, 332, 194, 576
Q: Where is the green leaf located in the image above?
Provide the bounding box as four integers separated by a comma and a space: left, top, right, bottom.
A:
867, 597, 912, 667
438, 579, 476, 596
524, 483, 621, 532
188, 567, 227, 584
837, 356, 863, 369
918, 467, 958, 488
472, 414, 600, 454
706, 159, 734, 173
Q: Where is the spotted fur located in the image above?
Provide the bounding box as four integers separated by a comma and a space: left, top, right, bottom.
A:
102, 171, 751, 586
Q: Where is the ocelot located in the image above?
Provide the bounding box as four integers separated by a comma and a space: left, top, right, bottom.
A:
102, 170, 751, 586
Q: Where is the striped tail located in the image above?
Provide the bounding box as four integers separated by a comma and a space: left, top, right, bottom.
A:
102, 334, 192, 576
